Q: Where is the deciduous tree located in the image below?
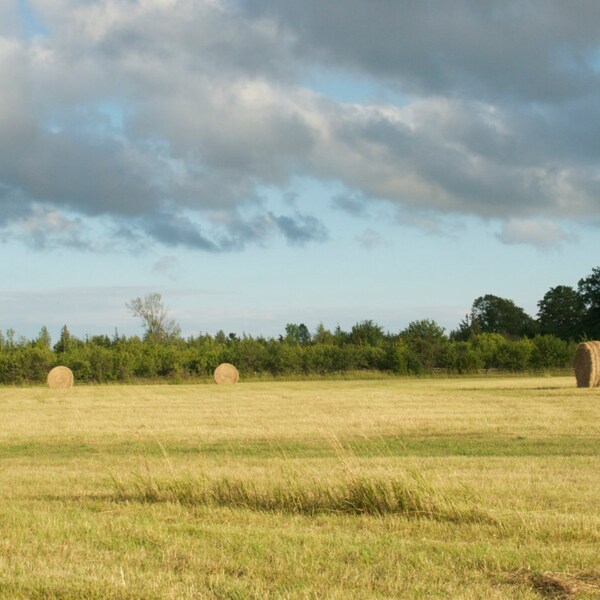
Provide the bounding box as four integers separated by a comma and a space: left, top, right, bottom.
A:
471, 294, 535, 337
537, 285, 585, 340
126, 293, 181, 342
577, 267, 600, 338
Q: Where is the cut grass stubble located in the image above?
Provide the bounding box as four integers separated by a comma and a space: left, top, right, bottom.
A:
2, 378, 600, 599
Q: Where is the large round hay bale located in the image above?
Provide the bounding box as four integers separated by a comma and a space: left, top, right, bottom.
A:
213, 363, 239, 385
574, 341, 600, 388
47, 366, 74, 388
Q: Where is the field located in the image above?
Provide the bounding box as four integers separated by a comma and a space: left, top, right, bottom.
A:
0, 377, 599, 599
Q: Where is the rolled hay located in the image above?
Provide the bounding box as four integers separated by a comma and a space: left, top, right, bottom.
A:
574, 341, 600, 388
47, 365, 74, 389
213, 363, 239, 385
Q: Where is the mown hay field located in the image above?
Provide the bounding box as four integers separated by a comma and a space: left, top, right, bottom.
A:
0, 377, 599, 599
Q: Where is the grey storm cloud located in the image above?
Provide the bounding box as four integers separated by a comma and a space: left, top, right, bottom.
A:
139, 209, 327, 251
244, 0, 600, 103
331, 192, 369, 216
1, 0, 600, 251
142, 212, 223, 252
270, 212, 328, 246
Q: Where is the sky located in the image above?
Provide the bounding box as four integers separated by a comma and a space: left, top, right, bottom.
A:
1, 0, 600, 343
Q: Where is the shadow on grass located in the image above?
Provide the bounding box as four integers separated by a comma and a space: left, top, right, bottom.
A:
499, 567, 600, 598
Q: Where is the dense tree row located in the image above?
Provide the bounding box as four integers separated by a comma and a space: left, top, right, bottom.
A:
0, 322, 576, 384
1, 267, 597, 384
453, 266, 600, 341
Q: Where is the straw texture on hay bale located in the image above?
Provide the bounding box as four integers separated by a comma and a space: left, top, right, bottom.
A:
47, 366, 74, 388
574, 341, 600, 388
213, 363, 239, 385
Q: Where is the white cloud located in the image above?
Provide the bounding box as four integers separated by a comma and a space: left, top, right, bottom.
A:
1, 204, 90, 249
497, 218, 574, 248
1, 0, 599, 253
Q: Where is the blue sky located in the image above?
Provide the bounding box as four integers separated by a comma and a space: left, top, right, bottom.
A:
1, 0, 600, 343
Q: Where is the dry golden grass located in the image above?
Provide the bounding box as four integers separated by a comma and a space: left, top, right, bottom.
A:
0, 376, 599, 598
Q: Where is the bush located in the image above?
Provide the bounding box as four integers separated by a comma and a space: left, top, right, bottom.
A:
530, 335, 574, 370
495, 339, 534, 371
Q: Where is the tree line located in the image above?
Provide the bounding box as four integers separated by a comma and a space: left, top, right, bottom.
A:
453, 266, 600, 341
0, 267, 598, 384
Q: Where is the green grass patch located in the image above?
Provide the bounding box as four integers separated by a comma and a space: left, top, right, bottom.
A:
2, 434, 600, 460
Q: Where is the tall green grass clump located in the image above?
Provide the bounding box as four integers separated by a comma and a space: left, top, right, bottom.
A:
111, 468, 492, 524
110, 434, 494, 524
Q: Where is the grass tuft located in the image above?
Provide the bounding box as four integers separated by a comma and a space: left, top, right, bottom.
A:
110, 433, 496, 523
111, 468, 493, 523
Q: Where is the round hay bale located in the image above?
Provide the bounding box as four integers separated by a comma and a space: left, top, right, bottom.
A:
47, 365, 74, 388
213, 363, 239, 385
574, 341, 600, 388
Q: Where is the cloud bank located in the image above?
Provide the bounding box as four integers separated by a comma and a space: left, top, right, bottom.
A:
1, 0, 599, 250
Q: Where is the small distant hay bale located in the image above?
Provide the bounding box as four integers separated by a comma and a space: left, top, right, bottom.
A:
574, 341, 600, 388
213, 363, 239, 385
47, 366, 74, 389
